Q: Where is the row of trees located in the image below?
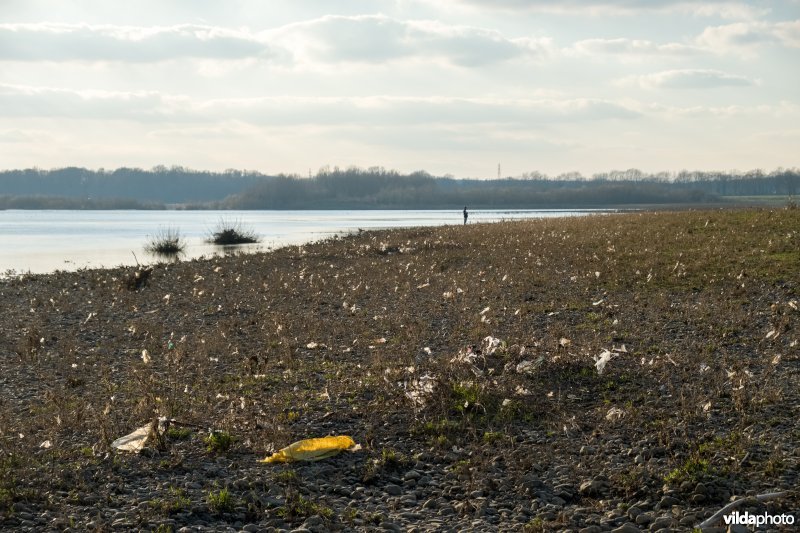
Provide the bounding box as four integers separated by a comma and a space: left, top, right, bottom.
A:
0, 165, 797, 209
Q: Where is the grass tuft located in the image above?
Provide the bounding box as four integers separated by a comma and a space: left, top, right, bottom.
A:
146, 227, 186, 256
207, 218, 259, 245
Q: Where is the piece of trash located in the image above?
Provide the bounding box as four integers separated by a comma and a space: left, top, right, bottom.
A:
516, 356, 545, 375
559, 337, 571, 348
40, 440, 52, 449
765, 329, 779, 340
772, 354, 782, 365
502, 398, 512, 407
482, 336, 504, 355
606, 407, 625, 421
699, 363, 710, 373
141, 349, 151, 364
111, 422, 154, 452
405, 373, 436, 406
592, 298, 604, 306
259, 435, 359, 463
594, 349, 614, 375
612, 344, 627, 353
480, 306, 491, 315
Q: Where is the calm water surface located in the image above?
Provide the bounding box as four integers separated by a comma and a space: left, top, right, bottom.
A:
0, 209, 604, 275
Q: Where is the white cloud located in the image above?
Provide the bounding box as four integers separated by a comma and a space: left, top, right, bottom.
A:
0, 17, 552, 68
0, 23, 279, 62
441, 0, 765, 18
623, 69, 756, 89
568, 38, 702, 58
698, 20, 800, 53
269, 14, 552, 67
0, 84, 638, 125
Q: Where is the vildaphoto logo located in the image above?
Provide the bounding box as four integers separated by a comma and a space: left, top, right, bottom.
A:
723, 510, 795, 527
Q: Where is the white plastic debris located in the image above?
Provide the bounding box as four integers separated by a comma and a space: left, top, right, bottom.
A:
594, 349, 614, 375
39, 440, 52, 449
405, 373, 436, 406
605, 407, 625, 421
482, 336, 503, 355
141, 349, 151, 364
111, 423, 152, 452
516, 356, 545, 375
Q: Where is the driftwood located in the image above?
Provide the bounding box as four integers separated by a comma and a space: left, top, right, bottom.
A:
698, 491, 788, 529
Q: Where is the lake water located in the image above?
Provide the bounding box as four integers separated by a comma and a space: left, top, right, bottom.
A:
0, 209, 605, 275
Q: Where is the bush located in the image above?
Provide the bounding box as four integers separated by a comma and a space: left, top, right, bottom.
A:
146, 227, 186, 256
207, 218, 259, 245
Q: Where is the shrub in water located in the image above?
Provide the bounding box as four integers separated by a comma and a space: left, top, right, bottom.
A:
207, 218, 259, 245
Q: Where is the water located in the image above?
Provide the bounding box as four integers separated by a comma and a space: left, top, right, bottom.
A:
0, 209, 604, 275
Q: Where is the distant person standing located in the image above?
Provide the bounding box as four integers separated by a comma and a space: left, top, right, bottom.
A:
463, 206, 468, 225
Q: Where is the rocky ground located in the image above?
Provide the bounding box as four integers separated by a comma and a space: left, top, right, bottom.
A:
0, 208, 798, 532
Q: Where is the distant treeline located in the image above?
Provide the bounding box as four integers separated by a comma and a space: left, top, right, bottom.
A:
0, 166, 265, 204
0, 165, 797, 209
223, 166, 799, 209
0, 195, 164, 210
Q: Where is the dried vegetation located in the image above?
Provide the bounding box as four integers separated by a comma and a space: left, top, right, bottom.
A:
0, 207, 798, 530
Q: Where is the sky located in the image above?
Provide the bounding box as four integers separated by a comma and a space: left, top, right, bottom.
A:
0, 0, 798, 178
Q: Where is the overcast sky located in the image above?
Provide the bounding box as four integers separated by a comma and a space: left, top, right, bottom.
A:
1, 0, 798, 178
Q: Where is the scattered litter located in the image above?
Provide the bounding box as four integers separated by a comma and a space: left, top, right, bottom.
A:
39, 440, 52, 449
480, 307, 491, 315
451, 346, 478, 365
703, 401, 712, 412
306, 342, 327, 349
259, 435, 359, 463
592, 298, 604, 306
482, 336, 504, 355
765, 329, 779, 340
612, 344, 627, 353
594, 349, 614, 375
443, 291, 454, 299
502, 398, 512, 407
772, 354, 782, 365
141, 349, 151, 364
699, 363, 710, 373
405, 373, 436, 406
606, 407, 625, 421
559, 337, 571, 348
111, 422, 153, 452
516, 356, 545, 375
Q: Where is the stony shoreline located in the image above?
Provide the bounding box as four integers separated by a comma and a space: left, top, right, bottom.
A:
1, 208, 798, 532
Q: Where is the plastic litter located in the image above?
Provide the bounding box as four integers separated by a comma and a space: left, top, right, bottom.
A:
111, 422, 153, 452
594, 349, 614, 375
259, 435, 359, 464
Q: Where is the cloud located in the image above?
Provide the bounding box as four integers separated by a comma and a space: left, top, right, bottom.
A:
623, 69, 756, 89
568, 38, 702, 58
441, 0, 764, 18
269, 14, 552, 67
0, 23, 279, 62
0, 17, 552, 68
0, 84, 638, 125
698, 20, 800, 53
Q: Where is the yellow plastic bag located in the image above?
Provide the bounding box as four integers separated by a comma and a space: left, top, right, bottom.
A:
260, 435, 358, 463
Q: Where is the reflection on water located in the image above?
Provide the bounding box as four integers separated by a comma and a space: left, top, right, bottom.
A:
0, 209, 607, 275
